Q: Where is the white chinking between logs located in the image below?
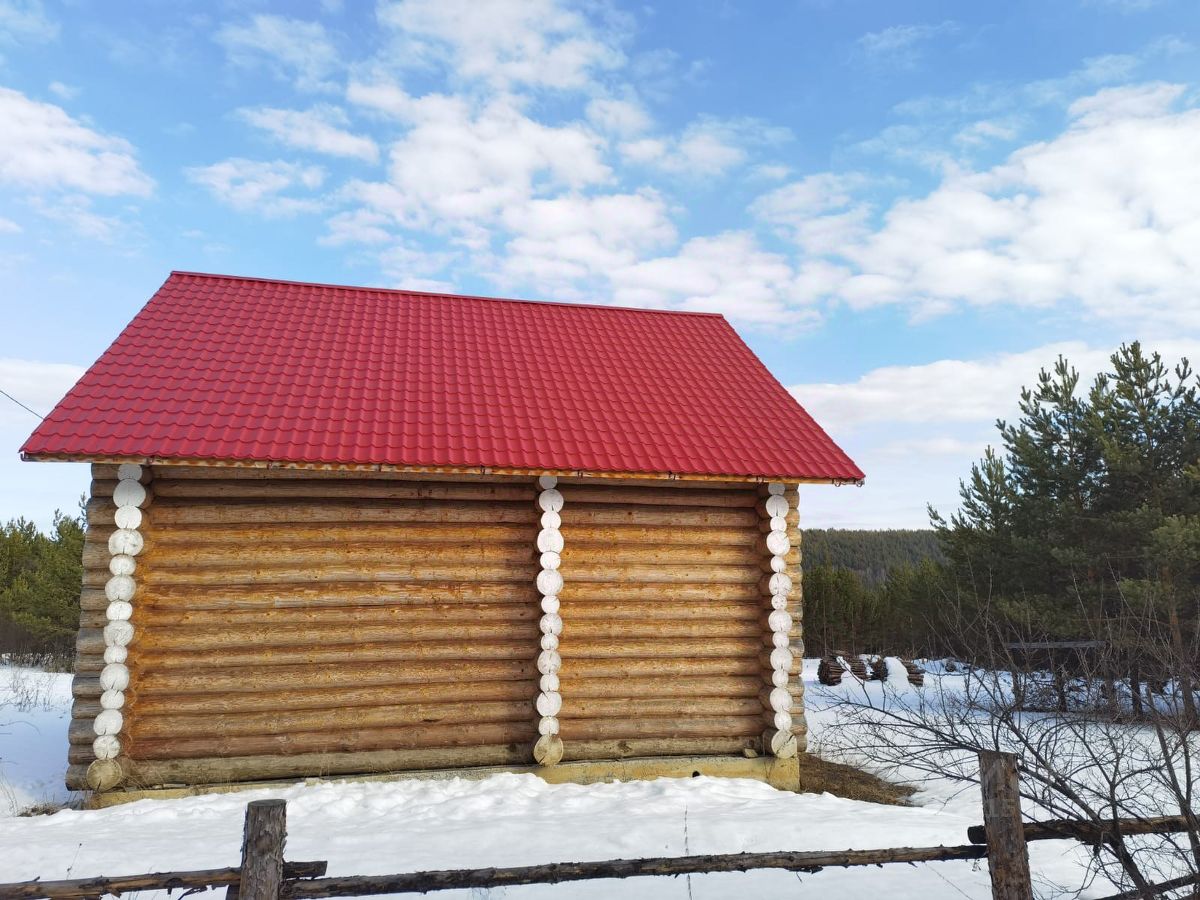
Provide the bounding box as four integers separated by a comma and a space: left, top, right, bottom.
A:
88, 463, 149, 790
763, 482, 798, 759
533, 475, 565, 766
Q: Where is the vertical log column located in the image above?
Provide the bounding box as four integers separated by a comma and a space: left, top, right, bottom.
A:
533, 475, 565, 766
761, 482, 798, 759
791, 487, 807, 753
87, 462, 151, 791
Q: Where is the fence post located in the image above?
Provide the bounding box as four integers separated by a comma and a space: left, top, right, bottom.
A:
227, 799, 288, 900
978, 751, 1032, 900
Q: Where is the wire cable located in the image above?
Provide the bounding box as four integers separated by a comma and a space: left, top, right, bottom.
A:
0, 388, 45, 419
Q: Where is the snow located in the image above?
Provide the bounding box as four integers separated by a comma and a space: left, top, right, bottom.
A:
0, 666, 75, 816
0, 661, 1102, 897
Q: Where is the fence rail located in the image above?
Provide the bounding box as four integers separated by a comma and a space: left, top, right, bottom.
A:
1, 751, 1195, 900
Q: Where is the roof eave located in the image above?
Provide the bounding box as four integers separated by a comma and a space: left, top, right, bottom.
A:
21, 451, 864, 486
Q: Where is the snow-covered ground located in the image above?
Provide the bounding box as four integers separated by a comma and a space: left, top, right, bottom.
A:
0, 661, 1100, 897
0, 665, 75, 816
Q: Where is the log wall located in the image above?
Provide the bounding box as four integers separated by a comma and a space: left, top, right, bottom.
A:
68, 465, 541, 789
554, 481, 802, 762
66, 465, 805, 790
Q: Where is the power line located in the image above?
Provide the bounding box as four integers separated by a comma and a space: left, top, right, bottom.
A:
0, 388, 44, 419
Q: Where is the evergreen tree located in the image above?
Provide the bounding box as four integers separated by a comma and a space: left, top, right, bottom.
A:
932, 343, 1200, 640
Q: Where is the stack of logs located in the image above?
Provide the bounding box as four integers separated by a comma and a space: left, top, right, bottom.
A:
818, 653, 924, 687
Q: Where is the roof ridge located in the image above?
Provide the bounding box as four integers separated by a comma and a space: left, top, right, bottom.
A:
168, 270, 727, 319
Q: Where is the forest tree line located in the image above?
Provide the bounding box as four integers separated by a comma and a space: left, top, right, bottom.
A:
0, 503, 84, 667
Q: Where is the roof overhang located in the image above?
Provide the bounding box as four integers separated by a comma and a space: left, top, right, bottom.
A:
23, 452, 864, 487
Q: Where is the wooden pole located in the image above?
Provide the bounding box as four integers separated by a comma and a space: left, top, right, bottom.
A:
228, 800, 287, 900
0, 863, 326, 899
977, 751, 1032, 900
283, 844, 989, 897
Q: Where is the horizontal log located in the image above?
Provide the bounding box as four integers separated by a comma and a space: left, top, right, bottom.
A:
148, 500, 539, 527
122, 675, 762, 711
558, 715, 763, 740
557, 637, 761, 659
557, 600, 761, 622
560, 545, 759, 567
566, 697, 762, 719
284, 845, 988, 898
76, 629, 105, 655
555, 564, 760, 585
558, 582, 760, 603
65, 763, 88, 790
563, 657, 763, 679
149, 522, 536, 546
129, 598, 764, 626
560, 484, 757, 508
146, 522, 751, 549
68, 719, 103, 744
966, 814, 1198, 845
0, 861, 328, 899
74, 656, 103, 675
80, 580, 763, 611
136, 621, 541, 652
563, 505, 757, 528
136, 602, 540, 629
131, 700, 537, 740
125, 745, 532, 786
561, 737, 756, 761
129, 720, 538, 760
72, 676, 101, 699
133, 618, 758, 650
112, 582, 540, 611
136, 660, 538, 695
146, 478, 535, 502
125, 680, 538, 717
558, 675, 764, 699
92, 462, 152, 482
83, 541, 537, 571
140, 562, 538, 587
134, 640, 538, 670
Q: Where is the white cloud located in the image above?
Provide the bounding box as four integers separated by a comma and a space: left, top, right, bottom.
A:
856, 21, 957, 68
610, 232, 820, 328
46, 80, 77, 100
763, 83, 1200, 330
377, 0, 626, 91
751, 172, 871, 255
240, 106, 379, 163
186, 158, 326, 217
620, 117, 788, 177
346, 86, 609, 236
498, 190, 676, 290
216, 14, 339, 92
0, 87, 153, 196
29, 194, 125, 241
0, 0, 57, 46
792, 338, 1200, 527
0, 216, 19, 233
320, 209, 394, 246
585, 97, 651, 136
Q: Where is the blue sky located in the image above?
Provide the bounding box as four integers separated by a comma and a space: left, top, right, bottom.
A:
2, 0, 1200, 529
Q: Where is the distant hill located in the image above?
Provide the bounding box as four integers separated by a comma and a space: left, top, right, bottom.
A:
802, 529, 944, 585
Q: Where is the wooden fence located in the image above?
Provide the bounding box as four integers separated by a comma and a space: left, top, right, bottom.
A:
1, 751, 1195, 900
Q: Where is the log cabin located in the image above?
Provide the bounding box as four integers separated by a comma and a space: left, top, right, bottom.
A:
21, 271, 863, 801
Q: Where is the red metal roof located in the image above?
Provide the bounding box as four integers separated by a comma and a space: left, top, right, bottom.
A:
21, 272, 863, 482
